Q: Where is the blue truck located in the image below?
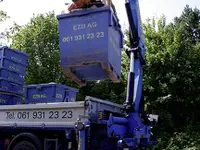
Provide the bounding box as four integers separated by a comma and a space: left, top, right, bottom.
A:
0, 0, 158, 149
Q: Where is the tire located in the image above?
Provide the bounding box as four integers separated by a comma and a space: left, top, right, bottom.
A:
8, 133, 43, 150
12, 141, 37, 150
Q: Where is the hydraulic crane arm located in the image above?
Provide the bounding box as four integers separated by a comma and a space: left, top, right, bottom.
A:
123, 0, 146, 113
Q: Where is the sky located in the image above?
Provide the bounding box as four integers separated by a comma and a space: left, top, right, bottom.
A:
0, 0, 200, 33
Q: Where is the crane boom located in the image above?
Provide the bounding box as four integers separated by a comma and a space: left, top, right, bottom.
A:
124, 0, 146, 113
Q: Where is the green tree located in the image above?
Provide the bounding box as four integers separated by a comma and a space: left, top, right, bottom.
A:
8, 12, 76, 87
137, 5, 200, 149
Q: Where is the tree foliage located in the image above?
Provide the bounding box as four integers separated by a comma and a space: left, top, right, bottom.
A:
0, 10, 10, 45
141, 5, 200, 149
8, 12, 76, 87
0, 10, 9, 23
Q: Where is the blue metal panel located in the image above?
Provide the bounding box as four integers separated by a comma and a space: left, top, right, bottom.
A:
0, 93, 22, 105
0, 78, 23, 95
107, 112, 152, 148
57, 6, 123, 85
107, 118, 128, 138
0, 68, 24, 84
108, 25, 122, 81
0, 46, 29, 66
127, 113, 151, 139
84, 96, 124, 123
24, 83, 78, 104
0, 57, 27, 75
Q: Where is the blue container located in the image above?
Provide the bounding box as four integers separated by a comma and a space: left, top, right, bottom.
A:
0, 57, 27, 75
57, 6, 123, 86
24, 83, 79, 104
0, 78, 23, 95
0, 68, 24, 84
0, 46, 29, 65
0, 93, 23, 105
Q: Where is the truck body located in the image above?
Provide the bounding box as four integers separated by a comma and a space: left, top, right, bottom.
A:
0, 96, 125, 150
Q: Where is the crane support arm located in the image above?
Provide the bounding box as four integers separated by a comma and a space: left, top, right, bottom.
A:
124, 0, 146, 113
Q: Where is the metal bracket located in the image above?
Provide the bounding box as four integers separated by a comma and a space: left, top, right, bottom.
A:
75, 115, 90, 150
75, 115, 90, 131
126, 47, 145, 65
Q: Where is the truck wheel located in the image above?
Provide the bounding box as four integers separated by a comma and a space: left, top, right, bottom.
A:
8, 133, 43, 150
12, 141, 37, 150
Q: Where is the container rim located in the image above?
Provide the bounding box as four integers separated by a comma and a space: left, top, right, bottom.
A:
23, 83, 79, 92
0, 77, 24, 85
57, 6, 112, 19
56, 5, 123, 39
0, 46, 30, 57
0, 56, 28, 66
